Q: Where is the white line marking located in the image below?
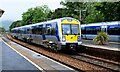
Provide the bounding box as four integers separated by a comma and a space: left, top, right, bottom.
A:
2, 38, 75, 71
82, 44, 119, 51
2, 39, 45, 72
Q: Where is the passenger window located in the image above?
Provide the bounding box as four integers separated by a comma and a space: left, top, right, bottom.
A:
81, 27, 85, 34
45, 23, 56, 35
51, 28, 56, 35
46, 24, 52, 34
51, 23, 57, 35
107, 25, 120, 35
86, 26, 101, 34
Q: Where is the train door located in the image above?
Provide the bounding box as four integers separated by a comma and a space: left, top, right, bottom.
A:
36, 25, 43, 44
101, 25, 107, 33
81, 26, 86, 39
45, 23, 58, 42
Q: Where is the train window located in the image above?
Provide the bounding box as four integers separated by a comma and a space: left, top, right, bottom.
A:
81, 27, 85, 34
42, 27, 47, 34
26, 28, 29, 34
71, 25, 80, 35
24, 28, 27, 34
32, 28, 37, 34
107, 25, 120, 35
18, 29, 20, 33
101, 28, 106, 32
45, 23, 56, 35
20, 28, 25, 34
37, 25, 43, 34
51, 23, 56, 35
62, 24, 80, 35
46, 24, 52, 35
22, 28, 26, 34
62, 24, 71, 35
85, 26, 101, 34
31, 26, 37, 34
16, 29, 18, 33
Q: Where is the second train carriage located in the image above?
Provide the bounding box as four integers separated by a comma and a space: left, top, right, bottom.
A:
11, 17, 82, 50
81, 21, 120, 42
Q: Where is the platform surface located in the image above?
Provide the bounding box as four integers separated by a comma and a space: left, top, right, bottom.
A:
82, 39, 120, 51
1, 37, 76, 72
0, 39, 39, 72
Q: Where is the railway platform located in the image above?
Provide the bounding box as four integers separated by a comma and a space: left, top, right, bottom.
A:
82, 39, 120, 51
1, 37, 76, 72
0, 38, 39, 72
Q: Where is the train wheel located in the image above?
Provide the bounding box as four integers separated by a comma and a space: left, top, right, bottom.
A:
50, 43, 58, 52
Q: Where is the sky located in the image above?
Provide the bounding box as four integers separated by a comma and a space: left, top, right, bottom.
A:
0, 0, 63, 21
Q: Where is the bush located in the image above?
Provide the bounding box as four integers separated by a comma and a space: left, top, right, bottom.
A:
93, 32, 109, 45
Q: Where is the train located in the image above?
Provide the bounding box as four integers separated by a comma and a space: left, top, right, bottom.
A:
11, 17, 82, 51
81, 21, 120, 42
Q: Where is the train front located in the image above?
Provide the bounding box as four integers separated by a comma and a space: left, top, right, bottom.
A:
59, 18, 82, 50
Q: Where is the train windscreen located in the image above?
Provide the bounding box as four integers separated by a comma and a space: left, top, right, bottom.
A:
62, 24, 80, 35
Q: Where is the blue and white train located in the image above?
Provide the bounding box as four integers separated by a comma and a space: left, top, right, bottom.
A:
81, 21, 120, 42
11, 17, 82, 51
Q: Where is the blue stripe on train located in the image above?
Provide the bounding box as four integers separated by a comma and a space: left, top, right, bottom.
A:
56, 23, 60, 41
42, 34, 46, 40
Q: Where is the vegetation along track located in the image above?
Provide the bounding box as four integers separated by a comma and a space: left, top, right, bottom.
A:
4, 34, 120, 72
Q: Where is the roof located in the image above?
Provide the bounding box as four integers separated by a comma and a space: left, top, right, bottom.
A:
81, 21, 120, 27
0, 9, 4, 17
12, 17, 80, 30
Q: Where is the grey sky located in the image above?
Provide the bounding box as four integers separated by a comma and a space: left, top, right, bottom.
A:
0, 0, 63, 21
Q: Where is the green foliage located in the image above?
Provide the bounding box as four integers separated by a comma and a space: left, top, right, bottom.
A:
83, 3, 104, 23
10, 5, 50, 30
93, 32, 109, 45
48, 1, 87, 20
9, 20, 21, 31
9, 2, 120, 30
95, 2, 120, 21
0, 27, 5, 32
21, 5, 50, 26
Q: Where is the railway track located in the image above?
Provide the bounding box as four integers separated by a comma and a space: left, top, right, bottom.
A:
68, 53, 120, 72
5, 35, 120, 72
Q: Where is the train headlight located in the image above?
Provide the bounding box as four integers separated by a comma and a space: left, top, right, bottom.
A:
62, 36, 66, 42
78, 36, 81, 42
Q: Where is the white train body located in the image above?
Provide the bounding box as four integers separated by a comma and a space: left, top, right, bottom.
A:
11, 17, 82, 50
81, 21, 120, 42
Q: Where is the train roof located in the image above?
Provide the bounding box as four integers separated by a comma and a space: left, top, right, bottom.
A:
12, 17, 79, 30
81, 21, 120, 27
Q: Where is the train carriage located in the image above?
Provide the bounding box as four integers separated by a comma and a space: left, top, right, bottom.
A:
81, 21, 120, 42
11, 17, 82, 51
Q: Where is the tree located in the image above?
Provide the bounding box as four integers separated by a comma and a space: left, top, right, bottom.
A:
48, 8, 74, 20
9, 20, 21, 31
95, 2, 120, 21
21, 5, 50, 26
83, 2, 104, 24
0, 27, 5, 32
48, 1, 87, 20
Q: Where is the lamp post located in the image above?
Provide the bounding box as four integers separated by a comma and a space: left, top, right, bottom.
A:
0, 9, 4, 17
79, 9, 86, 21
75, 9, 86, 21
